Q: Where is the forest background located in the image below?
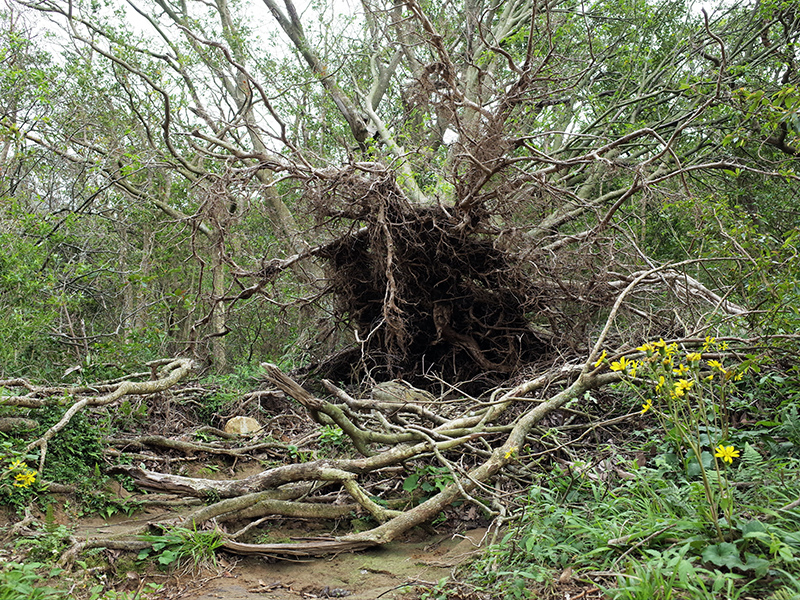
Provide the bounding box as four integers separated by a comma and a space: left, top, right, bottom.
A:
2, 0, 800, 597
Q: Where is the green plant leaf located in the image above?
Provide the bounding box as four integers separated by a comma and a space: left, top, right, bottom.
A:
402, 474, 420, 492
702, 543, 745, 569
739, 520, 767, 536
741, 553, 771, 576
158, 549, 179, 566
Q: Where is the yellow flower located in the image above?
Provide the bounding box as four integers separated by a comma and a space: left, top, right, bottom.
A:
719, 341, 729, 351
641, 399, 653, 414
7, 460, 24, 471
609, 356, 639, 376
707, 360, 729, 377
610, 356, 631, 372
504, 447, 518, 460
656, 375, 665, 392
714, 445, 740, 464
686, 352, 702, 363
13, 470, 36, 488
703, 336, 716, 351
734, 371, 743, 381
593, 350, 607, 367
673, 364, 690, 376
637, 342, 656, 355
672, 379, 694, 397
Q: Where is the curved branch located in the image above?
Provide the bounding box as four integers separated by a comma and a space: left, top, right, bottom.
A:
25, 359, 195, 469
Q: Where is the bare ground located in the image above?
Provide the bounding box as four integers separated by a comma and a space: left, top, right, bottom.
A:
183, 529, 487, 600
75, 512, 489, 600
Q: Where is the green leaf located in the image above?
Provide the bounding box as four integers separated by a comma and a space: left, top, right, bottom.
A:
402, 474, 420, 492
676, 558, 697, 583
524, 536, 536, 552
158, 549, 179, 565
702, 543, 745, 569
741, 553, 771, 576
739, 519, 767, 538
778, 544, 794, 562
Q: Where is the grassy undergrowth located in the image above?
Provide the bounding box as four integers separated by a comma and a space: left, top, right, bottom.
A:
460, 440, 800, 599
446, 343, 800, 600
3, 342, 800, 599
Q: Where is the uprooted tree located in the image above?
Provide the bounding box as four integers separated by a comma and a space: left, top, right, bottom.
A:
2, 0, 800, 561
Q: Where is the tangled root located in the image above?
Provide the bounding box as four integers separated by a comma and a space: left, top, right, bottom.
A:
311, 169, 554, 386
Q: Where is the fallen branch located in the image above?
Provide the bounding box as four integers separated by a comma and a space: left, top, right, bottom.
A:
106, 435, 284, 457
336, 372, 619, 547
24, 358, 195, 471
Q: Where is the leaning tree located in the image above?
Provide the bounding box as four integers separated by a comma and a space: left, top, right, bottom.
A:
3, 0, 800, 559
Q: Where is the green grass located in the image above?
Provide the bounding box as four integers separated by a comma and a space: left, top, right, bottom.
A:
461, 433, 800, 600
136, 525, 224, 572
0, 562, 65, 600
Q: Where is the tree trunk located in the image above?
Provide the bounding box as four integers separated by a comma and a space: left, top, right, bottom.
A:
211, 230, 227, 372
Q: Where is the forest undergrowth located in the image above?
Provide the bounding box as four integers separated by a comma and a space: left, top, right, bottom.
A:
2, 342, 800, 600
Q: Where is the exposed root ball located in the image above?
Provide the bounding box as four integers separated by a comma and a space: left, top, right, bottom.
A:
314, 172, 549, 385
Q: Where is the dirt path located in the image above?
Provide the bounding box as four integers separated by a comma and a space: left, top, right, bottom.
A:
185, 529, 486, 600
77, 512, 489, 600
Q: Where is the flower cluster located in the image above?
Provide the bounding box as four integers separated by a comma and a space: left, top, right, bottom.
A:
6, 458, 37, 488
595, 336, 744, 463
594, 335, 747, 539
